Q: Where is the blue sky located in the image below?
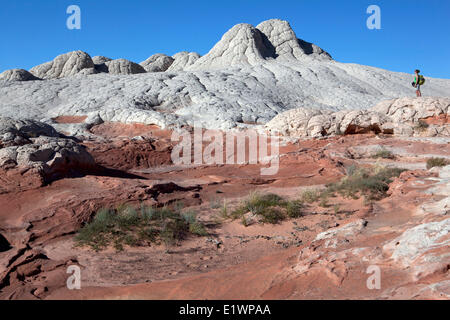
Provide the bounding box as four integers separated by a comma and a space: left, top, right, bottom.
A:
1, 0, 449, 78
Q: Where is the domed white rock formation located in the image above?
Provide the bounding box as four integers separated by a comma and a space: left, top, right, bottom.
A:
140, 54, 174, 72
188, 19, 332, 70
167, 52, 201, 71
0, 69, 40, 81
104, 59, 146, 75
92, 56, 112, 65
256, 19, 331, 61
29, 51, 95, 79
188, 23, 273, 70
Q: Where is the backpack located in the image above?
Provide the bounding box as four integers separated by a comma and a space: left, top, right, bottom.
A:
418, 75, 425, 85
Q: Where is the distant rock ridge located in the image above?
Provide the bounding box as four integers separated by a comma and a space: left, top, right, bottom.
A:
1, 19, 450, 131
1, 19, 332, 79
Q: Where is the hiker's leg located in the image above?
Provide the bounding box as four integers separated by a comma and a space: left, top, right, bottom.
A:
416, 85, 422, 97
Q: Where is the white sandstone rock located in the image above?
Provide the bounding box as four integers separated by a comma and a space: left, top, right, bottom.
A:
104, 59, 146, 75
0, 69, 40, 81
256, 19, 331, 61
29, 51, 95, 79
0, 20, 450, 133
168, 52, 201, 71
140, 54, 174, 72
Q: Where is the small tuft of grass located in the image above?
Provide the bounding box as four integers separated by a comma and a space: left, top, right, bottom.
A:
426, 157, 450, 170
209, 197, 222, 209
333, 204, 340, 214
75, 204, 208, 252
319, 196, 330, 208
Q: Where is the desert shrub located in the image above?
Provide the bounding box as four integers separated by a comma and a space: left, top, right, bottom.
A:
285, 200, 304, 218
319, 196, 330, 208
325, 166, 405, 201
299, 189, 321, 203
259, 207, 285, 224
371, 148, 395, 159
426, 157, 450, 169
230, 192, 304, 225
75, 204, 208, 251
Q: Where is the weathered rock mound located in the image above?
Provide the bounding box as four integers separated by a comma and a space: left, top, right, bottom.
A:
30, 51, 96, 79
92, 56, 112, 65
167, 52, 201, 71
0, 118, 95, 193
266, 97, 450, 137
256, 19, 332, 61
0, 69, 41, 81
140, 54, 174, 72
188, 23, 272, 70
189, 19, 331, 70
104, 59, 146, 75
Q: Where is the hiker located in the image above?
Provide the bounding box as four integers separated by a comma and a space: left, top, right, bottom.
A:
412, 69, 425, 97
